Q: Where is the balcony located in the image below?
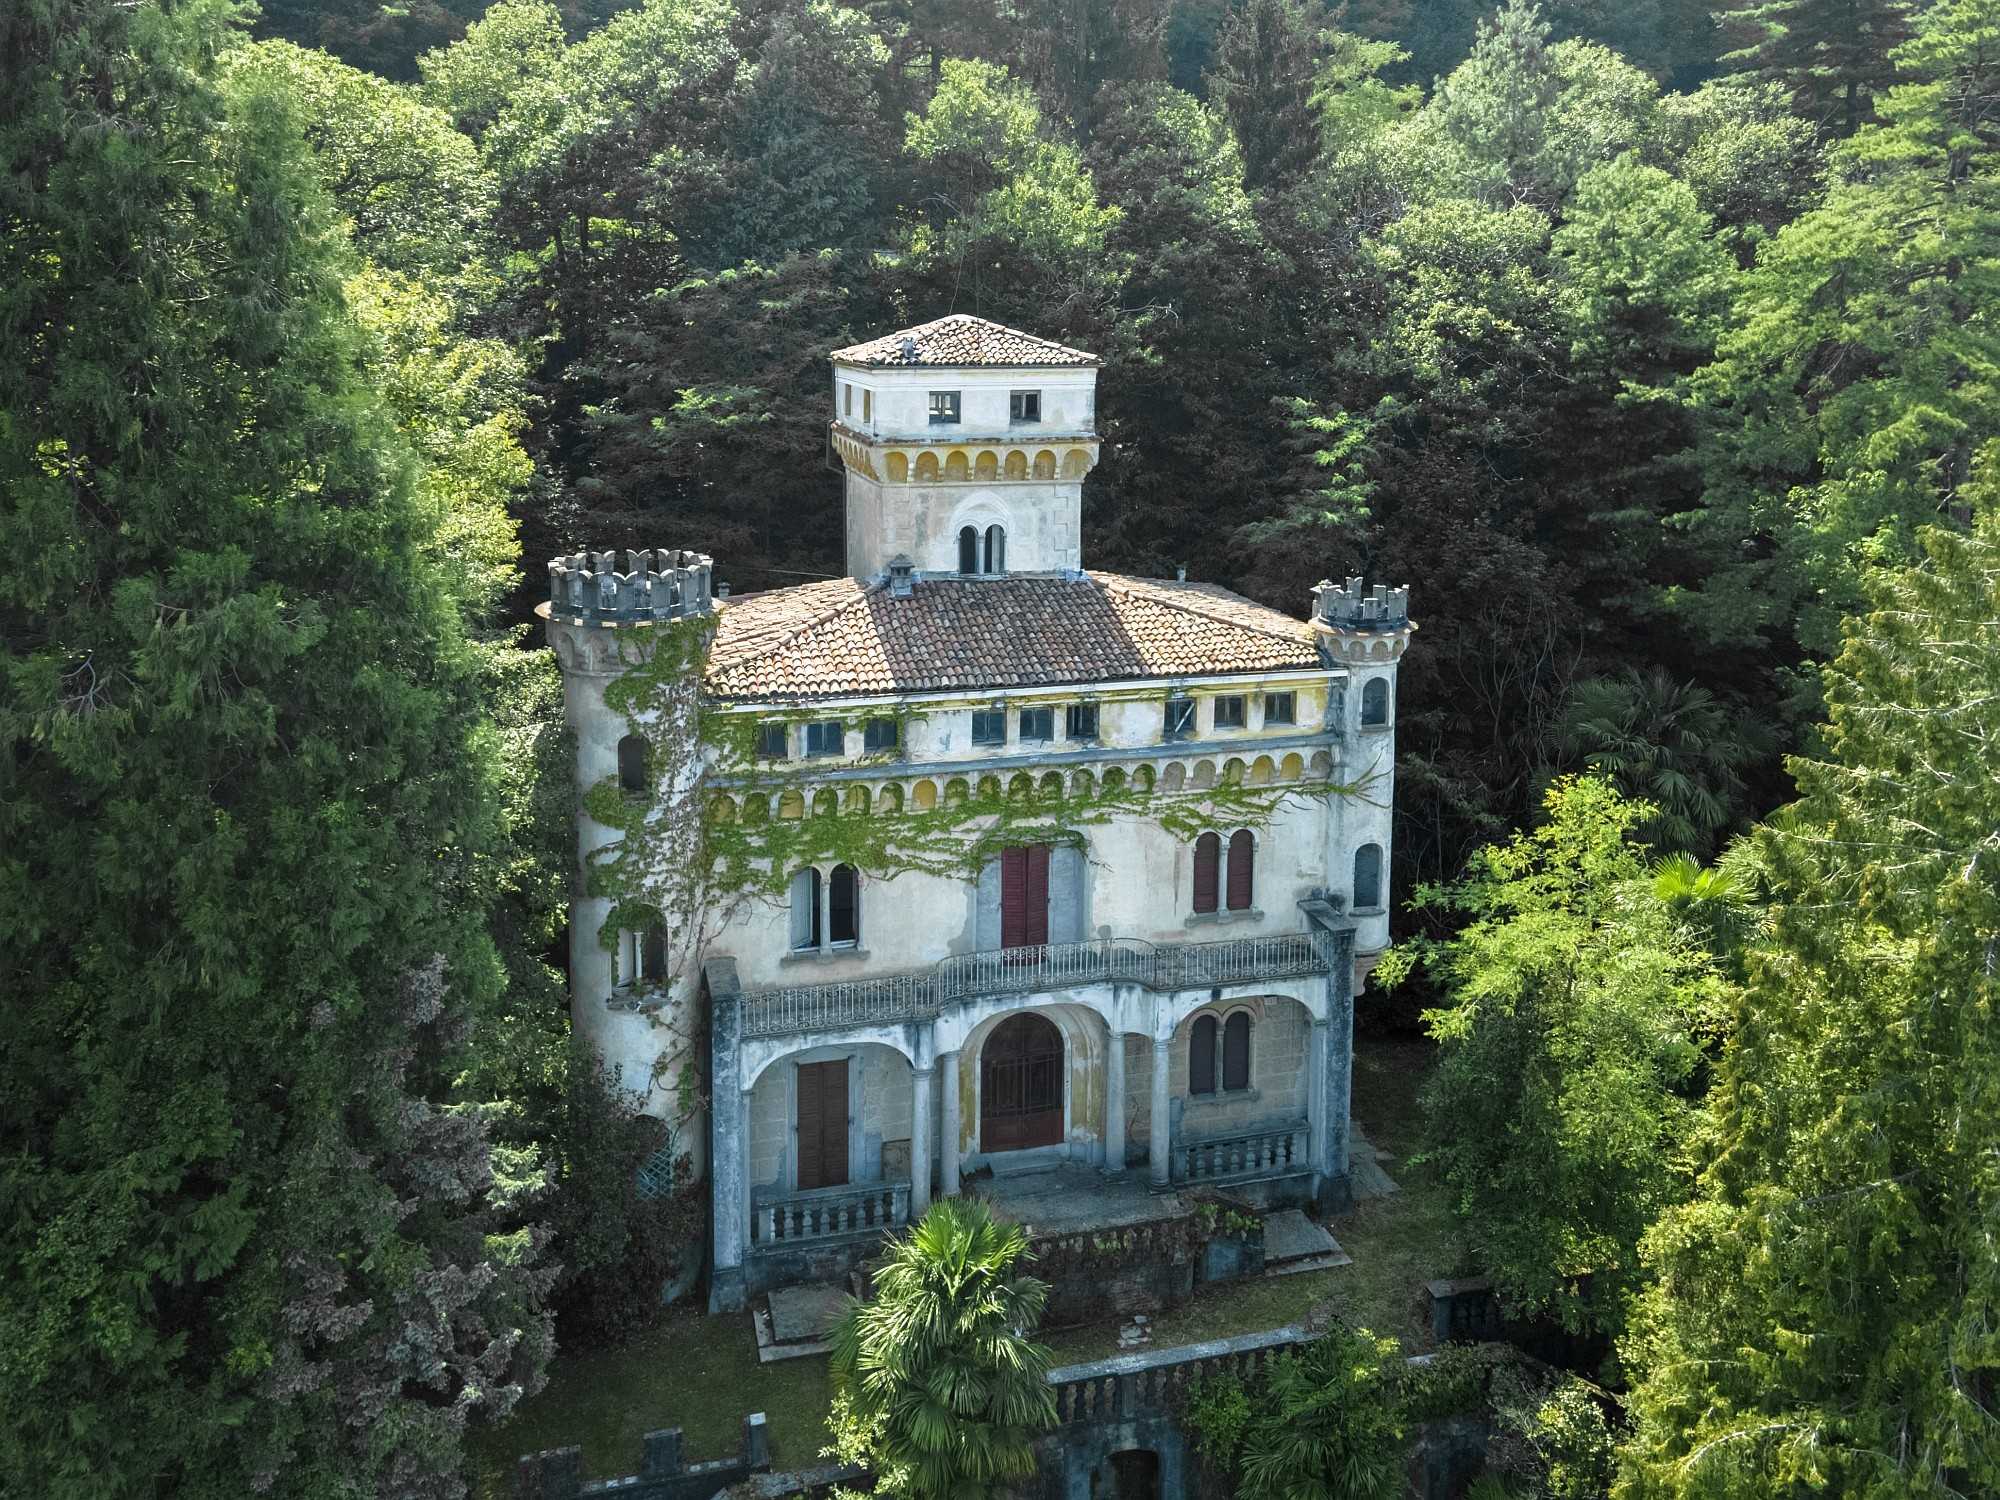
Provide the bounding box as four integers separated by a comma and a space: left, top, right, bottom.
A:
739, 932, 1329, 1040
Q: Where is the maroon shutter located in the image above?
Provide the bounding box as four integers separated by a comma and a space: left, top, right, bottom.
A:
1190, 1016, 1217, 1095
1026, 843, 1050, 946
796, 1061, 849, 1189
1193, 833, 1220, 914
1226, 830, 1254, 911
1222, 1012, 1250, 1091
1001, 846, 1028, 948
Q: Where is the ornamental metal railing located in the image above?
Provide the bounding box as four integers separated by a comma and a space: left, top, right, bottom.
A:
740, 931, 1326, 1039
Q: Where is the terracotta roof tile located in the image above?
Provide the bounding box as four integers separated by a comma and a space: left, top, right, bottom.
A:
704, 573, 1319, 701
829, 315, 1099, 369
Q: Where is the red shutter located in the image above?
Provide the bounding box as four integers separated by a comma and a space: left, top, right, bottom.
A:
1193, 833, 1220, 914
1226, 830, 1254, 911
1026, 842, 1050, 946
1001, 844, 1051, 949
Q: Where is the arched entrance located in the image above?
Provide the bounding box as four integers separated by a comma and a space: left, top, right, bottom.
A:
981, 1012, 1064, 1152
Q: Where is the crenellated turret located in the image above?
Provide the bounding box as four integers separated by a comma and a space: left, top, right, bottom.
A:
546, 548, 713, 625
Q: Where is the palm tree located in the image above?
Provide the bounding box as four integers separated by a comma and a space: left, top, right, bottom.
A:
1557, 667, 1763, 857
828, 1197, 1057, 1498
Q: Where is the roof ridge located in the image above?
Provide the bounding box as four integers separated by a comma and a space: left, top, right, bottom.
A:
1092, 572, 1313, 649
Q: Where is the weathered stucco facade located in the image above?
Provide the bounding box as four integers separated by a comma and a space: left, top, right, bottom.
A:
538, 316, 1413, 1313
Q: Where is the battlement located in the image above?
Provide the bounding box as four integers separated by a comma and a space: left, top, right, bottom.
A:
1312, 576, 1410, 631
548, 549, 714, 626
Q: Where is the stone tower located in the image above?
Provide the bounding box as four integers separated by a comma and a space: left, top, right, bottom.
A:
1311, 578, 1413, 985
540, 549, 715, 1179
826, 315, 1102, 580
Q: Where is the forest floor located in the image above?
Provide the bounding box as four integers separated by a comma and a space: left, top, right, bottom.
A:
468, 1035, 1457, 1496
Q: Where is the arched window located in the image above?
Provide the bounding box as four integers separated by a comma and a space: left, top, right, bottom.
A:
1190, 1015, 1217, 1095
829, 864, 859, 947
639, 925, 667, 982
1192, 831, 1221, 914
789, 867, 821, 951
1222, 1012, 1251, 1092
617, 734, 649, 794
1226, 830, 1254, 911
1354, 843, 1383, 910
1361, 677, 1389, 726
959, 525, 979, 575
984, 524, 1006, 574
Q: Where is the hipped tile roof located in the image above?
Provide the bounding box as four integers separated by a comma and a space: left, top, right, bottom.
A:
829, 315, 1099, 369
705, 573, 1320, 701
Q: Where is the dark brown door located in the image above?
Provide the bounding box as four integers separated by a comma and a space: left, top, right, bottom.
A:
1000, 843, 1051, 950
795, 1060, 849, 1189
981, 1013, 1063, 1151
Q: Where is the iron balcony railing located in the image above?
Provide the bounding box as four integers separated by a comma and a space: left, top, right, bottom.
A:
740, 931, 1328, 1039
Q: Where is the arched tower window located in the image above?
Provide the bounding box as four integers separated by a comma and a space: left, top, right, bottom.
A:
617, 734, 649, 794
1361, 678, 1389, 726
984, 524, 1006, 575
829, 864, 860, 946
1222, 1011, 1251, 1091
1226, 830, 1254, 911
789, 867, 822, 950
1192, 832, 1221, 914
1190, 1015, 1217, 1095
959, 525, 979, 575
1354, 843, 1383, 910
639, 925, 667, 982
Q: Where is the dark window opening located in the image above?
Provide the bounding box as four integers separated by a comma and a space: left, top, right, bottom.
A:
1263, 691, 1295, 725
1020, 707, 1054, 742
984, 524, 1006, 574
1010, 390, 1041, 424
928, 390, 961, 425
791, 867, 822, 950
1066, 703, 1099, 740
1355, 843, 1383, 909
639, 925, 667, 981
1361, 678, 1390, 726
756, 722, 789, 759
1222, 1012, 1251, 1091
864, 718, 899, 752
1190, 1015, 1217, 1096
805, 720, 844, 757
1164, 696, 1196, 740
842, 382, 852, 416
1193, 831, 1220, 915
829, 864, 859, 946
972, 709, 1007, 746
617, 734, 649, 794
1227, 830, 1254, 911
1213, 695, 1245, 729
959, 525, 979, 575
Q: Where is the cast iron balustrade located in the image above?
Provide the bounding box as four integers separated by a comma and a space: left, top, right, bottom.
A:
1177, 1120, 1310, 1185
752, 1180, 911, 1248
740, 932, 1328, 1040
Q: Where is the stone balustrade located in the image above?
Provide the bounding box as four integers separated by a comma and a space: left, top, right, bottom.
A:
1178, 1120, 1310, 1185
752, 1179, 911, 1248
741, 932, 1327, 1040
1048, 1323, 1310, 1428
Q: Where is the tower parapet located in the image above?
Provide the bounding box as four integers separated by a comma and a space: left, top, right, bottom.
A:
1312, 577, 1409, 631
547, 548, 713, 626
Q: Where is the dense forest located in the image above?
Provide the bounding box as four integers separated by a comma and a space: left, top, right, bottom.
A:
3, 0, 1995, 1494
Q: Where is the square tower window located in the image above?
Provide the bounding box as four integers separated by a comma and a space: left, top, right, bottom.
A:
971, 709, 1007, 746
864, 717, 899, 752
1263, 691, 1295, 725
805, 721, 845, 757
756, 722, 789, 759
1010, 391, 1041, 424
863, 389, 872, 422
1212, 695, 1246, 729
1065, 703, 1099, 740
928, 391, 961, 425
1020, 707, 1054, 742
1164, 696, 1196, 741
843, 382, 852, 416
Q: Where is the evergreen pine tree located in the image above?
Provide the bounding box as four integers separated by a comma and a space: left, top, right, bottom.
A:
1718, 0, 1913, 135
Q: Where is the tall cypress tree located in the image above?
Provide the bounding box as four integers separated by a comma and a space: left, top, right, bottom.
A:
0, 3, 552, 1495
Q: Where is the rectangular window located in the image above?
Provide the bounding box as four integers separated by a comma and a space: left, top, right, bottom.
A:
805, 721, 845, 757
1213, 695, 1246, 729
1263, 691, 1295, 726
1065, 702, 1099, 740
1019, 707, 1054, 742
756, 722, 789, 759
928, 390, 961, 425
1010, 390, 1041, 424
1164, 696, 1196, 740
862, 389, 872, 422
971, 709, 1007, 746
843, 382, 852, 416
863, 717, 898, 752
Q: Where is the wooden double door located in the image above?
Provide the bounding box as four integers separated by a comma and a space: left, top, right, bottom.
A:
795, 1059, 849, 1190
981, 1012, 1064, 1152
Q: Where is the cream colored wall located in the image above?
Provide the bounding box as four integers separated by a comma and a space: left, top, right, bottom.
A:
836, 364, 1097, 440
745, 1044, 924, 1191
1123, 998, 1312, 1151
844, 474, 1084, 576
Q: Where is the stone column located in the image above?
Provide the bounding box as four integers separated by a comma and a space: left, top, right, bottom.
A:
939, 1050, 961, 1196
707, 960, 749, 1314
910, 1063, 934, 1220
1148, 1035, 1172, 1187
1306, 1017, 1330, 1185
1318, 931, 1356, 1214
1103, 1031, 1126, 1172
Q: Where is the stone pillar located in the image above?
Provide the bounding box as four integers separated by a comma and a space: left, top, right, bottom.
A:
706, 960, 749, 1313
910, 1063, 934, 1219
939, 1049, 961, 1196
1148, 1035, 1172, 1187
1104, 1031, 1126, 1172
1306, 1017, 1329, 1187
1318, 932, 1356, 1214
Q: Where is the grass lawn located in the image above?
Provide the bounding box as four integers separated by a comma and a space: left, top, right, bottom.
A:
468, 1035, 1460, 1496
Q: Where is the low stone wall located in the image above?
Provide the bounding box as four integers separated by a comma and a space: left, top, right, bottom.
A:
515, 1414, 793, 1500
1026, 1196, 1266, 1327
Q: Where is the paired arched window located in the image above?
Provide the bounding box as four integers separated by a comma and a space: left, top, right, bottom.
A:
1192, 830, 1255, 914
621, 923, 668, 986
1354, 843, 1383, 910
957, 523, 1008, 575
617, 734, 649, 794
1190, 1011, 1253, 1096
1361, 677, 1389, 726
791, 864, 860, 952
